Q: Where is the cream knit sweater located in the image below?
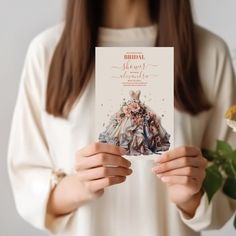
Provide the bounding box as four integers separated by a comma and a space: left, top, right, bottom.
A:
8, 23, 236, 236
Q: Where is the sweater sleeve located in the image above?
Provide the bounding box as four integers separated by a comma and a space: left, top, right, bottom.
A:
178, 35, 236, 231
7, 37, 73, 235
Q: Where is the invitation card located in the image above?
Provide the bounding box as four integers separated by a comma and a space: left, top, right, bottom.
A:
95, 47, 174, 159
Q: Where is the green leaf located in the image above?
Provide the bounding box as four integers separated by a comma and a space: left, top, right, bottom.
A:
234, 214, 236, 230
227, 150, 236, 163
222, 159, 236, 178
223, 177, 236, 199
203, 164, 223, 202
216, 140, 233, 155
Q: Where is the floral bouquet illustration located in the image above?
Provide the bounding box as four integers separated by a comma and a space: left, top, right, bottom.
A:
99, 90, 171, 156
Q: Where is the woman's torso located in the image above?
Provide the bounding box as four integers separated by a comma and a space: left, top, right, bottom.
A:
36, 23, 227, 236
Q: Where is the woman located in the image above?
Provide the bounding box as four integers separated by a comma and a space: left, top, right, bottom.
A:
8, 0, 236, 236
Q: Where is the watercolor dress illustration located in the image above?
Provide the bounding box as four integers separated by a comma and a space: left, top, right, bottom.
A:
99, 90, 171, 156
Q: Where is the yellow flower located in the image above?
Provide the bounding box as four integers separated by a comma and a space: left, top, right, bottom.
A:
225, 105, 236, 132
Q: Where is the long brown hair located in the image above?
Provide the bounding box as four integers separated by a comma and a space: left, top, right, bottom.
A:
46, 0, 211, 118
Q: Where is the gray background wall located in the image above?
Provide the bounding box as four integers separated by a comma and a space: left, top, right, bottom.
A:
0, 0, 235, 235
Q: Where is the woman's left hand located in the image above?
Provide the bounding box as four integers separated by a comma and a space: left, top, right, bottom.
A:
152, 146, 207, 217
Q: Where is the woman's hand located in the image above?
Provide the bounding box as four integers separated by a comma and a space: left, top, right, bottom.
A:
48, 143, 132, 216
74, 142, 132, 201
152, 146, 207, 217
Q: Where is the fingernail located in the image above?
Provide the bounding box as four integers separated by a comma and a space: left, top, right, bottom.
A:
161, 177, 169, 182
125, 163, 132, 168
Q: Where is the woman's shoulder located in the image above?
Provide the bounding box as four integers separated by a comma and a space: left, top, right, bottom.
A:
21, 23, 64, 104
194, 25, 234, 103
195, 24, 230, 58
31, 22, 64, 47
26, 23, 64, 63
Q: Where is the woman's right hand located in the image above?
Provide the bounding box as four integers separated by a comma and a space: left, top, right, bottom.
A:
47, 143, 132, 216
74, 143, 132, 201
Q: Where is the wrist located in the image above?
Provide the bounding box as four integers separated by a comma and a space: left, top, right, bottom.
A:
176, 189, 204, 218
47, 175, 81, 217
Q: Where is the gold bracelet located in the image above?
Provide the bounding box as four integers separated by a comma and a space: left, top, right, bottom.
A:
51, 169, 67, 189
